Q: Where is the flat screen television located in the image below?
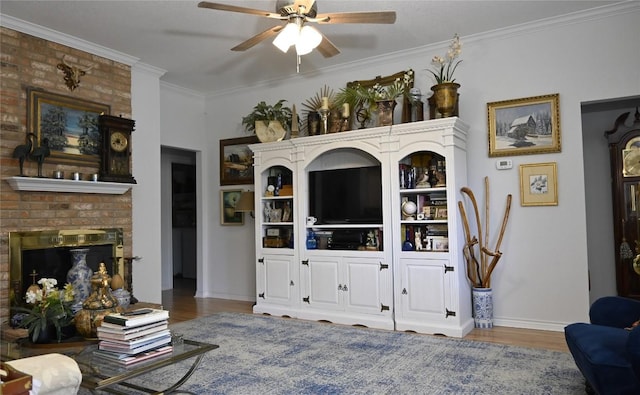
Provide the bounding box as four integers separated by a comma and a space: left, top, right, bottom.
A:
308, 166, 382, 225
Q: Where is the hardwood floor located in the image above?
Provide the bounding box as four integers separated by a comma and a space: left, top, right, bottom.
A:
160, 278, 568, 353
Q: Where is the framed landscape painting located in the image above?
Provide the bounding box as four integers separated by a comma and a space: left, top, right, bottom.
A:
488, 93, 560, 157
220, 136, 258, 186
27, 88, 110, 166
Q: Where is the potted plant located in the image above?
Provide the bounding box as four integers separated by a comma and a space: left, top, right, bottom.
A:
12, 278, 75, 343
337, 69, 413, 127
242, 100, 293, 142
428, 34, 462, 117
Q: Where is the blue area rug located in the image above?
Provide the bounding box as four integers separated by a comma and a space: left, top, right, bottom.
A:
84, 312, 584, 394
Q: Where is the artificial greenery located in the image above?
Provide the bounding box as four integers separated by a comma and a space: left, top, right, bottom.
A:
13, 278, 75, 343
242, 100, 293, 134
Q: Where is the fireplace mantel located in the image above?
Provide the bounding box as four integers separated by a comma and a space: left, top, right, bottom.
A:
5, 176, 133, 194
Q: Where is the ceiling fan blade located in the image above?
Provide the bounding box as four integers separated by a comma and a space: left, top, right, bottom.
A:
198, 2, 284, 19
316, 33, 340, 58
231, 25, 285, 52
314, 11, 396, 24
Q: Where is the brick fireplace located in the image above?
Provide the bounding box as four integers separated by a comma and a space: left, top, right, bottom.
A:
0, 27, 133, 324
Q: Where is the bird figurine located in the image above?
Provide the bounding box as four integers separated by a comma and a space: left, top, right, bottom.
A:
30, 137, 50, 178
12, 133, 35, 176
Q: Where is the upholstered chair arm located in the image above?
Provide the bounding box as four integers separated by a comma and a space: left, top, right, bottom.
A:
590, 296, 640, 328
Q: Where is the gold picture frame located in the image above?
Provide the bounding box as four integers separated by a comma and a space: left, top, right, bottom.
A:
220, 136, 258, 186
220, 189, 244, 225
519, 162, 558, 206
488, 93, 560, 157
347, 70, 414, 126
27, 88, 111, 166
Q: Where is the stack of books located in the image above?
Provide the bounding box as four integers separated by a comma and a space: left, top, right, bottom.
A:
95, 308, 173, 366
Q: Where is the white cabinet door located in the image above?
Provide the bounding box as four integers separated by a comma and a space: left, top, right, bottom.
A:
398, 258, 452, 323
302, 256, 342, 311
343, 257, 389, 315
256, 254, 294, 306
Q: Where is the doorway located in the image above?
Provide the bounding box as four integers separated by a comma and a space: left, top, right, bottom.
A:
161, 147, 197, 294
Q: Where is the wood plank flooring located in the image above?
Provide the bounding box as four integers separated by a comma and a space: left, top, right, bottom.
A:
160, 278, 569, 353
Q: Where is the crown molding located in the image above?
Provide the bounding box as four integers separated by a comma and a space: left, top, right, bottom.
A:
0, 13, 139, 65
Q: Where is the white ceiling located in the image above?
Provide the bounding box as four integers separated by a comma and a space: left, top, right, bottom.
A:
0, 1, 620, 94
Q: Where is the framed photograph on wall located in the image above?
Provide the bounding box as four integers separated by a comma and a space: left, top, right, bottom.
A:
220, 189, 244, 225
220, 136, 259, 186
27, 88, 111, 166
519, 162, 558, 206
488, 93, 560, 157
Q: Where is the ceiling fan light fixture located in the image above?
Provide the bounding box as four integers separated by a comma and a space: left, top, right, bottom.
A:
273, 22, 300, 53
295, 25, 322, 55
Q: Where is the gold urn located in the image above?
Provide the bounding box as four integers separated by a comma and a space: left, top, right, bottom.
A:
430, 82, 460, 118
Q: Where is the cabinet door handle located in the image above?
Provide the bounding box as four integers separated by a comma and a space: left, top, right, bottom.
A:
343, 284, 348, 292
338, 284, 343, 291
402, 288, 407, 295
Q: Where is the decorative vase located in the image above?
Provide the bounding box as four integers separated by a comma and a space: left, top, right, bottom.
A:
430, 82, 460, 118
472, 287, 493, 329
376, 99, 396, 126
67, 248, 92, 314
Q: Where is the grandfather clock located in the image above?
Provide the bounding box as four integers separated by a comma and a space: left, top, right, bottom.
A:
606, 108, 640, 298
99, 114, 136, 184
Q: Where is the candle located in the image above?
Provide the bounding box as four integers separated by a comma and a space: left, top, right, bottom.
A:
321, 97, 329, 110
291, 104, 299, 133
342, 103, 349, 118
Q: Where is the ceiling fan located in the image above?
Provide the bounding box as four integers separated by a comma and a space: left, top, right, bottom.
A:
197, 0, 396, 58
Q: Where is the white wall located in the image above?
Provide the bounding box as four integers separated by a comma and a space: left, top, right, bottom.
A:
131, 63, 166, 304
194, 4, 640, 330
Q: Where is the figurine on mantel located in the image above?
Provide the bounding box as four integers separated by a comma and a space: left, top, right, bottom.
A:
12, 133, 35, 176
30, 138, 51, 178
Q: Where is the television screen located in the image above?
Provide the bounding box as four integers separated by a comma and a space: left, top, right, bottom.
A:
308, 166, 382, 225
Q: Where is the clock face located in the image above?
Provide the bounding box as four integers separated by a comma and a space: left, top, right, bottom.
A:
623, 149, 640, 177
110, 131, 129, 152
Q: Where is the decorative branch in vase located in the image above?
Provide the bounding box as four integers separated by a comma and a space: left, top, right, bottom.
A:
458, 176, 512, 289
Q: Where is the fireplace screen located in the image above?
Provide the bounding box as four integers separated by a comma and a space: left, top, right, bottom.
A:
9, 229, 123, 305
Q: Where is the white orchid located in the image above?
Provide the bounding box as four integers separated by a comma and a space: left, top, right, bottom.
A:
429, 34, 463, 84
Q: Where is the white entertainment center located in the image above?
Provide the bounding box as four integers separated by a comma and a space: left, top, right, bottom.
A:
250, 118, 473, 337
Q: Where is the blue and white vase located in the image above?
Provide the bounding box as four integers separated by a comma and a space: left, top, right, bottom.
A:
472, 287, 493, 329
67, 248, 92, 314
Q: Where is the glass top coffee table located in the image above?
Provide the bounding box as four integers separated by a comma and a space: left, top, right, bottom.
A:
2, 338, 218, 394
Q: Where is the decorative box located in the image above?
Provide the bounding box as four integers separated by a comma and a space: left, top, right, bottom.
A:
1, 362, 32, 395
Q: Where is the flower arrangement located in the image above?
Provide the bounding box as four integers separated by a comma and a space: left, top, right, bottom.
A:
360, 69, 414, 103
429, 34, 462, 84
13, 278, 75, 343
336, 69, 414, 116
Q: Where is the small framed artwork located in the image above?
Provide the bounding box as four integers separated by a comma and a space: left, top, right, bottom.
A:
220, 136, 259, 186
220, 189, 244, 225
435, 207, 448, 220
488, 93, 560, 157
519, 162, 558, 206
27, 88, 111, 166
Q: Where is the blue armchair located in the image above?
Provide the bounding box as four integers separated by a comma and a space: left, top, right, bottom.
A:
565, 296, 640, 394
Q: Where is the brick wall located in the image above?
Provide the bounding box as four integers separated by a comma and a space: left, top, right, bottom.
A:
0, 27, 133, 324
